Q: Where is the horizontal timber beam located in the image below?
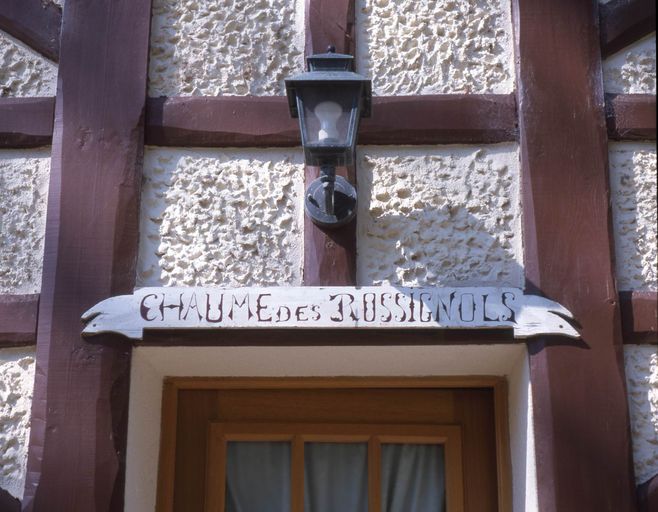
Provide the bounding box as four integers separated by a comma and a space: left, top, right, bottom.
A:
0, 294, 39, 346
606, 94, 657, 140
600, 0, 656, 58
0, 0, 61, 62
145, 96, 298, 147
0, 97, 55, 148
4, 94, 650, 149
145, 94, 518, 147
361, 93, 518, 144
619, 291, 658, 344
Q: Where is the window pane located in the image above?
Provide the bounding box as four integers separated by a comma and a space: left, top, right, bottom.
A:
381, 444, 446, 512
304, 442, 368, 512
225, 441, 291, 512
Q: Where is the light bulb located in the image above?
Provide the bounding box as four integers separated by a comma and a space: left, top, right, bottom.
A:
314, 101, 342, 141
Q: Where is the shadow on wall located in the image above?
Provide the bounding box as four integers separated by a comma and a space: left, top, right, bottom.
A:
356, 145, 524, 288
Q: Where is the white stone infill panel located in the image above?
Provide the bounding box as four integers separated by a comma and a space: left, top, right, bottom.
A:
624, 345, 658, 485
0, 150, 50, 294
0, 30, 57, 97
609, 143, 657, 291
355, 0, 515, 95
125, 344, 530, 512
137, 148, 304, 287
603, 33, 656, 94
148, 0, 304, 96
0, 347, 35, 500
357, 144, 523, 287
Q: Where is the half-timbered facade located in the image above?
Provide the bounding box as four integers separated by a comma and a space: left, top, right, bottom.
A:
0, 0, 656, 511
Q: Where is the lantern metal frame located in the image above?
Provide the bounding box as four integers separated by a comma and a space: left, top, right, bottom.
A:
285, 49, 371, 228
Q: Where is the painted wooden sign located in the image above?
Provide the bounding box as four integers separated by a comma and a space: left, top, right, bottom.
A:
81, 286, 579, 340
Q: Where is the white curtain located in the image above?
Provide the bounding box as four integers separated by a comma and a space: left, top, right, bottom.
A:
381, 444, 445, 512
225, 441, 291, 512
223, 441, 445, 512
304, 443, 368, 512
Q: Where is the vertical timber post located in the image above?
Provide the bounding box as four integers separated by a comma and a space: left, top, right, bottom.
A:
23, 0, 152, 510
514, 0, 637, 510
303, 0, 357, 286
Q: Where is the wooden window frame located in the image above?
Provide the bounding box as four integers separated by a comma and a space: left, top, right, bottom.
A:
205, 422, 464, 512
157, 376, 511, 512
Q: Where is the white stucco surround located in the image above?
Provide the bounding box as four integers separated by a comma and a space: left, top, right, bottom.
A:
125, 344, 538, 512
603, 33, 656, 95
0, 347, 35, 500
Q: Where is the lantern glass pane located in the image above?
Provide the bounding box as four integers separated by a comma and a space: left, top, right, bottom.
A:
298, 85, 360, 148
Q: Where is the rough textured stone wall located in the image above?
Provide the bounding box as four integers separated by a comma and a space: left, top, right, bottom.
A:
624, 346, 658, 485
0, 31, 57, 97
0, 348, 35, 500
355, 0, 515, 94
0, 150, 50, 294
603, 33, 656, 94
137, 148, 304, 287
148, 0, 304, 96
357, 144, 522, 287
609, 143, 657, 291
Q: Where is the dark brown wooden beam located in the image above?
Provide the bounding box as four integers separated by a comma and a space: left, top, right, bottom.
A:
0, 98, 55, 148
0, 0, 61, 62
303, 165, 357, 286
620, 291, 658, 344
145, 94, 518, 147
606, 93, 657, 140
305, 0, 355, 56
0, 294, 38, 346
361, 94, 517, 145
638, 474, 658, 512
22, 0, 152, 509
600, 0, 656, 58
0, 488, 20, 512
514, 0, 637, 510
145, 96, 299, 147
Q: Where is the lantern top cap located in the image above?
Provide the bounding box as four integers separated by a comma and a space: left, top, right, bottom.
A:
306, 47, 354, 72
285, 49, 372, 119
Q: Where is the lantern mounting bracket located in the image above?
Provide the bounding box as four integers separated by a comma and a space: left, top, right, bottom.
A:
305, 164, 357, 228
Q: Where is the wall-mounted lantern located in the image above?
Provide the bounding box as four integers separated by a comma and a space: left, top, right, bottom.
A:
285, 47, 371, 228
